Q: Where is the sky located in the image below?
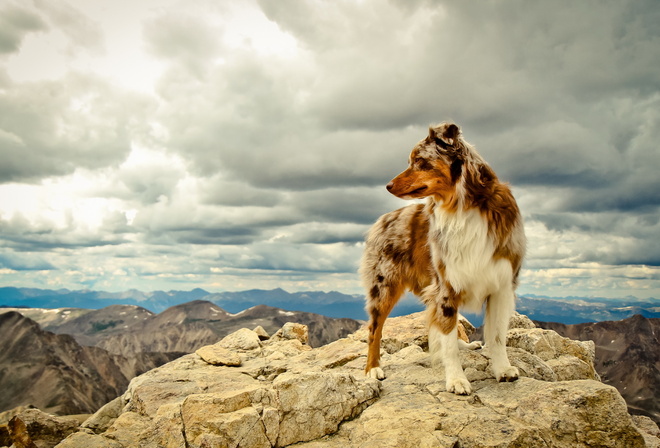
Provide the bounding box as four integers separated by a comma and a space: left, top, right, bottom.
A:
0, 0, 659, 300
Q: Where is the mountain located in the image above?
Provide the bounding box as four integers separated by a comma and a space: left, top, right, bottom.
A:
2, 287, 659, 324
0, 287, 367, 317
0, 301, 361, 416
42, 304, 156, 346
536, 315, 660, 424
518, 295, 660, 324
13, 312, 658, 448
219, 303, 362, 348
8, 300, 363, 357
0, 287, 214, 314
205, 288, 368, 318
0, 312, 180, 415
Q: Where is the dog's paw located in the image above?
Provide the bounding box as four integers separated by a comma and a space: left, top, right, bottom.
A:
496, 366, 519, 382
446, 377, 472, 395
366, 367, 386, 380
458, 339, 482, 350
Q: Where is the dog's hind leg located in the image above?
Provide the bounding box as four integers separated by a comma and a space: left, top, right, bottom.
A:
484, 289, 519, 382
365, 282, 403, 380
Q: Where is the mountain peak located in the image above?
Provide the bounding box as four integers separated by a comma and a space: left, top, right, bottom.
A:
42, 312, 656, 448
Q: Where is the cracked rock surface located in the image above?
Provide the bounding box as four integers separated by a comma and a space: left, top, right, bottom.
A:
53, 313, 658, 448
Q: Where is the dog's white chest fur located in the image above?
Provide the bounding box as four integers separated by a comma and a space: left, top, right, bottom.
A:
429, 205, 511, 310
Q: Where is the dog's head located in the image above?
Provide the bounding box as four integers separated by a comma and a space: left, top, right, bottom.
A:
386, 122, 466, 202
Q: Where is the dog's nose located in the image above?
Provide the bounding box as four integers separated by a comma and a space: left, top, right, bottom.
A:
386, 182, 394, 191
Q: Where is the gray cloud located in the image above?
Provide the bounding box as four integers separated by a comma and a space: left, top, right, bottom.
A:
0, 211, 129, 252
0, 73, 151, 183
0, 2, 48, 54
200, 176, 283, 208
144, 13, 220, 78
0, 0, 658, 297
0, 251, 54, 270
36, 0, 104, 56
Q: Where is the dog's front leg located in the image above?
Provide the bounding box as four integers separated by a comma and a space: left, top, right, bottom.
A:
427, 293, 472, 395
429, 322, 470, 394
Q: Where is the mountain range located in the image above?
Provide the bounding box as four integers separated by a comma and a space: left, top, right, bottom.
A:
2, 286, 659, 324
3, 300, 361, 354
0, 300, 362, 416
0, 311, 181, 416
2, 287, 660, 425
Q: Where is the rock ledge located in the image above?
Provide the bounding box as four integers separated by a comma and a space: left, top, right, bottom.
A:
5, 313, 658, 448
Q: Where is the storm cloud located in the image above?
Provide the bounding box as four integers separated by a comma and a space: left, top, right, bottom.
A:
0, 0, 658, 299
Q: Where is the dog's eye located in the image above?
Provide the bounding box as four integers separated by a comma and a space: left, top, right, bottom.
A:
414, 158, 432, 170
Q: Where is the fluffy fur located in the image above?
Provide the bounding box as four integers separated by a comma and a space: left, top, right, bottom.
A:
360, 122, 526, 395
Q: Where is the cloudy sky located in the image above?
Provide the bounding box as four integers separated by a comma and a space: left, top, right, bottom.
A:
0, 0, 658, 300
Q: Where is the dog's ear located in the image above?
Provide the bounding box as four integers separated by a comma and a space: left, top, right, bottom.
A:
429, 123, 461, 147
428, 126, 439, 142
442, 123, 460, 143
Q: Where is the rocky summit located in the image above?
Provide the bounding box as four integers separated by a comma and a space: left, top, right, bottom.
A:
5, 312, 660, 448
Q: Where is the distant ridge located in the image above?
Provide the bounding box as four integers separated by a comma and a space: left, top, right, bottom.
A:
0, 311, 180, 415
1, 287, 659, 324
0, 286, 367, 318
0, 300, 361, 415
2, 300, 363, 356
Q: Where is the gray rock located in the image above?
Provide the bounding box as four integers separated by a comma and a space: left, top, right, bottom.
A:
508, 310, 536, 329
80, 396, 126, 435
54, 314, 658, 448
254, 325, 271, 340
8, 409, 79, 448
218, 327, 261, 351
56, 430, 124, 448
633, 415, 660, 448
270, 322, 309, 345
195, 343, 242, 366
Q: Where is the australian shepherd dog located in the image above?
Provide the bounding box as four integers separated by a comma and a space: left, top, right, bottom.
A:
360, 122, 525, 395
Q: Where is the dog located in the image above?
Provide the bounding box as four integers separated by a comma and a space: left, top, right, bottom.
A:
360, 122, 525, 395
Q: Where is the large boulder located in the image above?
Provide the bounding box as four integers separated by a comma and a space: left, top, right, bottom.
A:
51, 314, 658, 448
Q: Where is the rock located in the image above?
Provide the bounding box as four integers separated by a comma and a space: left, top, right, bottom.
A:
55, 313, 652, 448
261, 338, 312, 361
457, 321, 470, 342
634, 415, 660, 438
507, 327, 595, 364
81, 396, 126, 434
270, 322, 309, 345
506, 326, 599, 380
476, 379, 642, 447
508, 310, 536, 329
458, 313, 477, 336
254, 325, 271, 340
195, 343, 242, 366
0, 405, 37, 426
506, 347, 558, 382
8, 409, 79, 448
351, 312, 429, 353
218, 327, 261, 351
273, 371, 380, 446
546, 354, 599, 381
632, 415, 660, 448
56, 430, 124, 448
